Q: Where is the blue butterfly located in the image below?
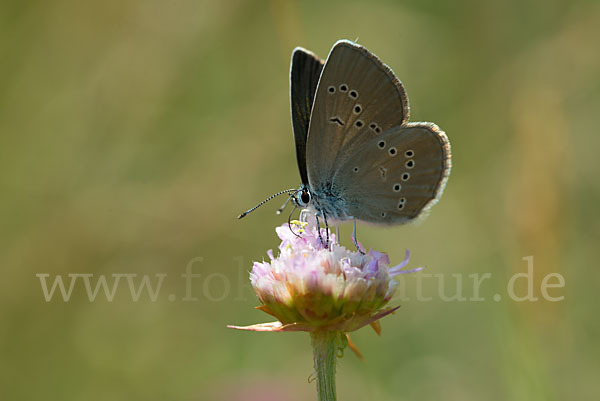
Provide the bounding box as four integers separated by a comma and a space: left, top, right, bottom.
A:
239, 40, 451, 252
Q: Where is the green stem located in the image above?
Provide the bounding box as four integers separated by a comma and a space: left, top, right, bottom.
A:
310, 330, 338, 401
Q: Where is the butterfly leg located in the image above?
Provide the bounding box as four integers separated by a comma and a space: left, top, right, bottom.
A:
315, 214, 324, 246
323, 213, 330, 250
352, 217, 366, 255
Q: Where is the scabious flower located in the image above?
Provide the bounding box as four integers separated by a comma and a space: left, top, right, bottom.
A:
229, 215, 422, 334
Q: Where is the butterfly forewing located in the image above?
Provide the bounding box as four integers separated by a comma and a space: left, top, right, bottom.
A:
305, 40, 409, 189
338, 123, 451, 224
290, 48, 324, 186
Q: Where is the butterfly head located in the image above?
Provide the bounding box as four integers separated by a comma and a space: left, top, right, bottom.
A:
293, 185, 312, 208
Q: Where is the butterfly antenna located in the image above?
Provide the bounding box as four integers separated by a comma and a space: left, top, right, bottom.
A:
287, 206, 302, 238
238, 189, 297, 219
276, 194, 293, 215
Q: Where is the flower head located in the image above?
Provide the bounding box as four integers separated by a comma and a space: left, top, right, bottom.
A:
230, 215, 422, 333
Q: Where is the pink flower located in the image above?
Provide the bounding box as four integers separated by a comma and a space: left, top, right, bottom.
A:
229, 217, 422, 334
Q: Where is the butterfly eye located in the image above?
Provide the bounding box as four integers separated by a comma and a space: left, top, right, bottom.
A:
401, 172, 410, 181
294, 189, 311, 207
328, 86, 336, 93
377, 140, 386, 149
398, 198, 406, 210
405, 150, 414, 158
300, 190, 311, 205
355, 120, 363, 128
353, 166, 360, 173
393, 183, 402, 192
349, 90, 358, 99
405, 160, 415, 169
353, 105, 362, 114
339, 84, 348, 92
388, 147, 397, 156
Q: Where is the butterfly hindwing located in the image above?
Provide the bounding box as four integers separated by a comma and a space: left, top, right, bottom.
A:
336, 123, 451, 224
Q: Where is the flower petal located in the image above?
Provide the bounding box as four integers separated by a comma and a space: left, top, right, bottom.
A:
227, 321, 314, 332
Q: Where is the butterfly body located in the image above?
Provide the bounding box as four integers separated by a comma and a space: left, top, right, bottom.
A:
309, 183, 350, 222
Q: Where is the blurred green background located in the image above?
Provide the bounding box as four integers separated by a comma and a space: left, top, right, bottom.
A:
1, 0, 599, 400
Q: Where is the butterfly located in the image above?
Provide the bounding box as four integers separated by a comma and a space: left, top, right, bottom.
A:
239, 40, 451, 252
